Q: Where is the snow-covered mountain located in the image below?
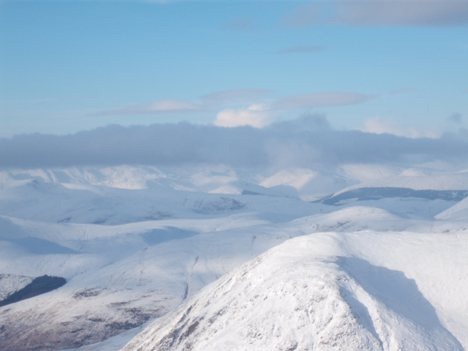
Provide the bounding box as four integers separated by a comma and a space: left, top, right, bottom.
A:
0, 165, 467, 350
123, 232, 468, 351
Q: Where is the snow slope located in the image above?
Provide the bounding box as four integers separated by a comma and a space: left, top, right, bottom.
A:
437, 197, 468, 221
0, 165, 467, 350
124, 231, 468, 351
0, 274, 33, 300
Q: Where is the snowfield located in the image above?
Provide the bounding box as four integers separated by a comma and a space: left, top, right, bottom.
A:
0, 165, 467, 351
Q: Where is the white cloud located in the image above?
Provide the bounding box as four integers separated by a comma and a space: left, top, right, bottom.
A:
214, 104, 271, 128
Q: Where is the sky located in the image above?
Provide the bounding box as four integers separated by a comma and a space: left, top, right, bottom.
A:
0, 0, 467, 138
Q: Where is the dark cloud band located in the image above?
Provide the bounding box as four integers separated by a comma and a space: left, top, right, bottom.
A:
1, 116, 467, 169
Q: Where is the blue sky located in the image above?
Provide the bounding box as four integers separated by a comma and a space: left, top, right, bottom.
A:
1, 0, 468, 137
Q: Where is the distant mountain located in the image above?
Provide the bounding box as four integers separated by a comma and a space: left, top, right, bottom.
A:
320, 187, 468, 205
0, 165, 467, 350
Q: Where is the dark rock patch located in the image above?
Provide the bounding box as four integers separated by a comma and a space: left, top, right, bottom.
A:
319, 187, 468, 205
0, 275, 66, 307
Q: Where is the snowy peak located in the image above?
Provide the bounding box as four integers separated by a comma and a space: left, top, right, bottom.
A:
123, 233, 465, 351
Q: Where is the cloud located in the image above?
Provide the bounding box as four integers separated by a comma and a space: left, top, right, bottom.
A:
276, 45, 324, 54
273, 114, 331, 131
96, 99, 200, 115
214, 104, 271, 128
447, 112, 464, 125
94, 89, 272, 117
362, 117, 440, 139
1, 116, 468, 169
201, 89, 271, 106
92, 89, 371, 119
337, 0, 468, 26
143, 100, 199, 112
283, 4, 322, 27
274, 92, 374, 109
211, 91, 373, 128
284, 1, 468, 27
